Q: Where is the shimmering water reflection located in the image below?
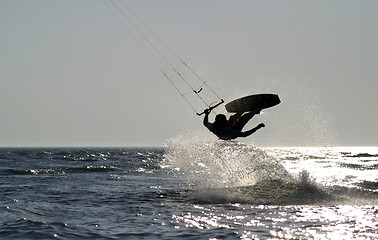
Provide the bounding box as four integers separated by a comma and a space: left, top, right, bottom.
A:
171, 204, 377, 239
1, 146, 376, 239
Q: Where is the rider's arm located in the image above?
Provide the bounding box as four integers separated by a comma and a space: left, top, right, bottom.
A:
203, 109, 212, 130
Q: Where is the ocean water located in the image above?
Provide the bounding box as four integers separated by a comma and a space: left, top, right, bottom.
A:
1, 140, 377, 239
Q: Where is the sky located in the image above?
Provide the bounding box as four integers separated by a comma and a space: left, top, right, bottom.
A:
1, 0, 377, 147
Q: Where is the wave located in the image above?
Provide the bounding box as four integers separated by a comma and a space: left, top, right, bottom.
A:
0, 148, 165, 177
2, 165, 120, 175
339, 163, 378, 170
163, 137, 378, 205
161, 172, 378, 205
161, 172, 325, 205
342, 152, 378, 158
355, 180, 378, 190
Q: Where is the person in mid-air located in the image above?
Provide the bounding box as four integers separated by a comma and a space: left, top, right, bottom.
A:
203, 108, 265, 140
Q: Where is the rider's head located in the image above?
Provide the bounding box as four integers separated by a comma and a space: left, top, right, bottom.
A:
214, 114, 227, 127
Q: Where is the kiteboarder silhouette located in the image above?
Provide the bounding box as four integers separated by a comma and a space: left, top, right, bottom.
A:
203, 108, 265, 140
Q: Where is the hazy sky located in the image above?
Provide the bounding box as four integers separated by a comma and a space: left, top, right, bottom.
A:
1, 0, 377, 147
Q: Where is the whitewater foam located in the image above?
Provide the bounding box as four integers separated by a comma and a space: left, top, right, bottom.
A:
163, 136, 292, 189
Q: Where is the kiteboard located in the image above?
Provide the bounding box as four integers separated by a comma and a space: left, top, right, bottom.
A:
225, 94, 281, 113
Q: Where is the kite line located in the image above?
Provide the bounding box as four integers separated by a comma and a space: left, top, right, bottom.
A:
103, 0, 224, 115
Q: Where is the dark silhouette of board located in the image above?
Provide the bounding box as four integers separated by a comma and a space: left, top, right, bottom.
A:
225, 94, 281, 113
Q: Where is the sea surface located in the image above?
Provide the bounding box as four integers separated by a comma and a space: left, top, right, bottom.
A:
1, 140, 377, 239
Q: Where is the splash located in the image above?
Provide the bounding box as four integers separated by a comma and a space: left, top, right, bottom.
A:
163, 136, 292, 189
163, 140, 378, 205
162, 136, 343, 204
